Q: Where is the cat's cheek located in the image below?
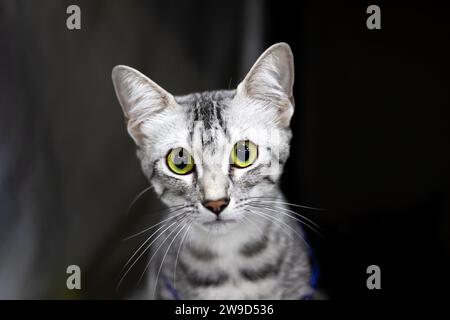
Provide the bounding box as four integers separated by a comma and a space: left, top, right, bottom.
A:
246, 181, 279, 199
150, 179, 165, 196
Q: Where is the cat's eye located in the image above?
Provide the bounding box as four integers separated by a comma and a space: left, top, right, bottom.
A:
166, 147, 195, 175
230, 140, 258, 168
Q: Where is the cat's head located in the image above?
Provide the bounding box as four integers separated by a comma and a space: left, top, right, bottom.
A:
112, 43, 295, 235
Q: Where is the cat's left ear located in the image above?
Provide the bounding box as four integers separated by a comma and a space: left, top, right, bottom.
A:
237, 42, 295, 127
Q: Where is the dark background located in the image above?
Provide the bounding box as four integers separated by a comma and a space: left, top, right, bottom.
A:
0, 0, 448, 299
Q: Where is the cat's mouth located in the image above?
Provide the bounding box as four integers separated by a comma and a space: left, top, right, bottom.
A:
203, 218, 236, 226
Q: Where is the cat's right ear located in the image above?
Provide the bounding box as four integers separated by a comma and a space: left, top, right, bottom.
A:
111, 65, 179, 145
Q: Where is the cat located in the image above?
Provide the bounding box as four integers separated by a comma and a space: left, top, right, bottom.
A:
111, 43, 315, 299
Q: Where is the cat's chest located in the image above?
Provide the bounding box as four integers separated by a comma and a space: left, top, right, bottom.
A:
189, 276, 281, 300
169, 236, 285, 299
177, 254, 282, 299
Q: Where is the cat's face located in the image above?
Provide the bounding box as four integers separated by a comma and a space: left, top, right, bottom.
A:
112, 43, 295, 234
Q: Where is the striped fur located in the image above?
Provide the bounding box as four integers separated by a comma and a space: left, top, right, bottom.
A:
112, 43, 313, 299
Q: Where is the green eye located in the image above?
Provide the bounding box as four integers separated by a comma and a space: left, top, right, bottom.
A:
166, 147, 195, 175
231, 140, 258, 168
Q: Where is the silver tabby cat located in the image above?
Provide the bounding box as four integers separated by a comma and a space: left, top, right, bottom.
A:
112, 43, 313, 299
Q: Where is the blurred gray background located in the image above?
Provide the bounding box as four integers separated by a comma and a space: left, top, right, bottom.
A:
1, 1, 449, 299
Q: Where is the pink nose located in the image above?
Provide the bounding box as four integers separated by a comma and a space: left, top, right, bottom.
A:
202, 198, 229, 215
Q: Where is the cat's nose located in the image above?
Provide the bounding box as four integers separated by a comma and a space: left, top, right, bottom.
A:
202, 198, 230, 215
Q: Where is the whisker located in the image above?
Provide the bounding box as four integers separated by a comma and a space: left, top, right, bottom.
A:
242, 215, 265, 237
249, 203, 325, 239
173, 222, 193, 289
245, 208, 311, 250
247, 197, 325, 211
127, 185, 154, 213
123, 207, 187, 241
137, 219, 187, 286
244, 208, 294, 241
116, 219, 181, 290
126, 184, 185, 216
121, 219, 179, 273
261, 204, 324, 230
152, 222, 189, 298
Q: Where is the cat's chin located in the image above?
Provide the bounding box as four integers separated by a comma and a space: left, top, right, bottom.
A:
199, 219, 237, 234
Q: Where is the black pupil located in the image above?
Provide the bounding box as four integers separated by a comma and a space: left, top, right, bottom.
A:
173, 149, 189, 169
236, 142, 250, 162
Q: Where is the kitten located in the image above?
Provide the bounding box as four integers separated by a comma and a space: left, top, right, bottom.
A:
112, 43, 315, 299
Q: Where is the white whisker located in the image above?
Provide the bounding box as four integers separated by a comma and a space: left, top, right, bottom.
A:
137, 220, 186, 287
248, 197, 325, 211
152, 223, 189, 298
244, 208, 293, 241
249, 203, 324, 238
242, 215, 265, 236
245, 208, 311, 251
127, 185, 154, 213
116, 219, 180, 290
173, 222, 193, 289
123, 208, 187, 241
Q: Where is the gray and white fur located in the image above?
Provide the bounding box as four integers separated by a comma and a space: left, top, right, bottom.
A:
112, 43, 313, 299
